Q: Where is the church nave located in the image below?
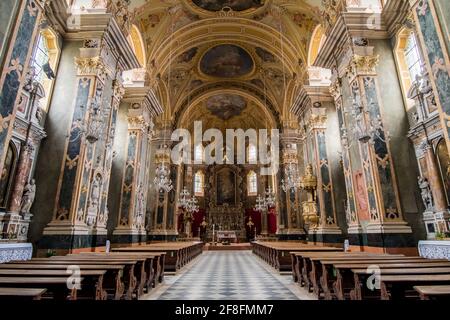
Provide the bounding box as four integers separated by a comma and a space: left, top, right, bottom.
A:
145, 251, 312, 301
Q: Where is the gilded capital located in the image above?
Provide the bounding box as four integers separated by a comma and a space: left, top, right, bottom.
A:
346, 55, 379, 80
74, 56, 106, 76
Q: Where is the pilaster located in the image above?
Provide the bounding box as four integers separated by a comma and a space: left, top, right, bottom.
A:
412, 0, 450, 155
345, 52, 413, 248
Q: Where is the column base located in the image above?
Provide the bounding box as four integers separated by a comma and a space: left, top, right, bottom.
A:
148, 229, 178, 242
111, 228, 147, 245
276, 229, 307, 241
37, 222, 109, 255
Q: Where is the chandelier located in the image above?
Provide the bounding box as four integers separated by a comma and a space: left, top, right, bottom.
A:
281, 163, 300, 192
153, 163, 173, 193
179, 187, 199, 213
254, 187, 276, 213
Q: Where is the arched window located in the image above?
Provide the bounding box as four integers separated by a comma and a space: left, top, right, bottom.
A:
194, 171, 204, 196
247, 144, 257, 164
247, 171, 257, 196
30, 28, 60, 111
394, 28, 424, 110
404, 34, 422, 82
0, 143, 18, 209
194, 144, 204, 163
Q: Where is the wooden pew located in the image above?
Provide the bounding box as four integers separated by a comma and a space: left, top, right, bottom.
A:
0, 269, 106, 300
378, 275, 450, 300
0, 277, 83, 300
351, 268, 450, 300
414, 285, 450, 300
290, 248, 347, 282
0, 288, 47, 300
328, 259, 450, 300
252, 241, 343, 271
74, 252, 164, 291
291, 252, 374, 286
306, 255, 430, 298
23, 257, 140, 300
298, 253, 405, 296
47, 255, 146, 299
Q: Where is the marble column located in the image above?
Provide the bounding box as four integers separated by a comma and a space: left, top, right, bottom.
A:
149, 123, 179, 241
113, 102, 151, 244
345, 52, 413, 240
411, 0, 450, 154
421, 142, 448, 213
305, 106, 342, 241
278, 127, 305, 240
330, 79, 362, 234
0, 0, 42, 177
40, 48, 112, 252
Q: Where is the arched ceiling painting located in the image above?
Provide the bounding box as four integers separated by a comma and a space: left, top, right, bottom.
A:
200, 45, 254, 78
206, 94, 247, 120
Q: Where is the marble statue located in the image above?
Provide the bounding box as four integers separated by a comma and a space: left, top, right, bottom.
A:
20, 179, 36, 214
91, 176, 101, 207
418, 176, 433, 210
135, 184, 145, 228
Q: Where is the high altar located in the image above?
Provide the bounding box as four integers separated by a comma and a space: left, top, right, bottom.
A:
205, 166, 246, 241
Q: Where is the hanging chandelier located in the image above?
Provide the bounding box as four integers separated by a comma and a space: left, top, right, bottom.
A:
179, 186, 199, 213
154, 163, 173, 193
254, 187, 276, 212
186, 195, 199, 213
281, 163, 299, 192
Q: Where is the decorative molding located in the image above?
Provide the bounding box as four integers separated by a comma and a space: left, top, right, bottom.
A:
74, 56, 106, 76
0, 243, 33, 263
418, 240, 450, 260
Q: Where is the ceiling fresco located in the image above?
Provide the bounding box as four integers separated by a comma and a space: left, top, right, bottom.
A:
192, 0, 264, 12
200, 45, 254, 78
206, 94, 247, 120
177, 47, 198, 63
127, 0, 324, 126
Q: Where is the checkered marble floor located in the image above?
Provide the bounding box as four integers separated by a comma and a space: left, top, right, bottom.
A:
146, 251, 313, 300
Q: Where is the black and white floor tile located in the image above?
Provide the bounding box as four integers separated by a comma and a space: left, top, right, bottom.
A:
143, 251, 315, 300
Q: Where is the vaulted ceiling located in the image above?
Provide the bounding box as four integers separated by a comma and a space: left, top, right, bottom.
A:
126, 0, 324, 128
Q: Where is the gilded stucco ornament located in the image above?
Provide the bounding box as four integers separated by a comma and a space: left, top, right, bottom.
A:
74, 56, 106, 76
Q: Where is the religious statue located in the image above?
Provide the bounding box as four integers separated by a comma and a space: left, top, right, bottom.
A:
135, 183, 145, 228
90, 175, 101, 208
418, 175, 433, 210
20, 179, 36, 214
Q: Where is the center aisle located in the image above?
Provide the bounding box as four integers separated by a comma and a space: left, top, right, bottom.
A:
145, 251, 313, 300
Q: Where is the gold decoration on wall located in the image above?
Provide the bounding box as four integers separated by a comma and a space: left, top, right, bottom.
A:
74, 56, 106, 76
